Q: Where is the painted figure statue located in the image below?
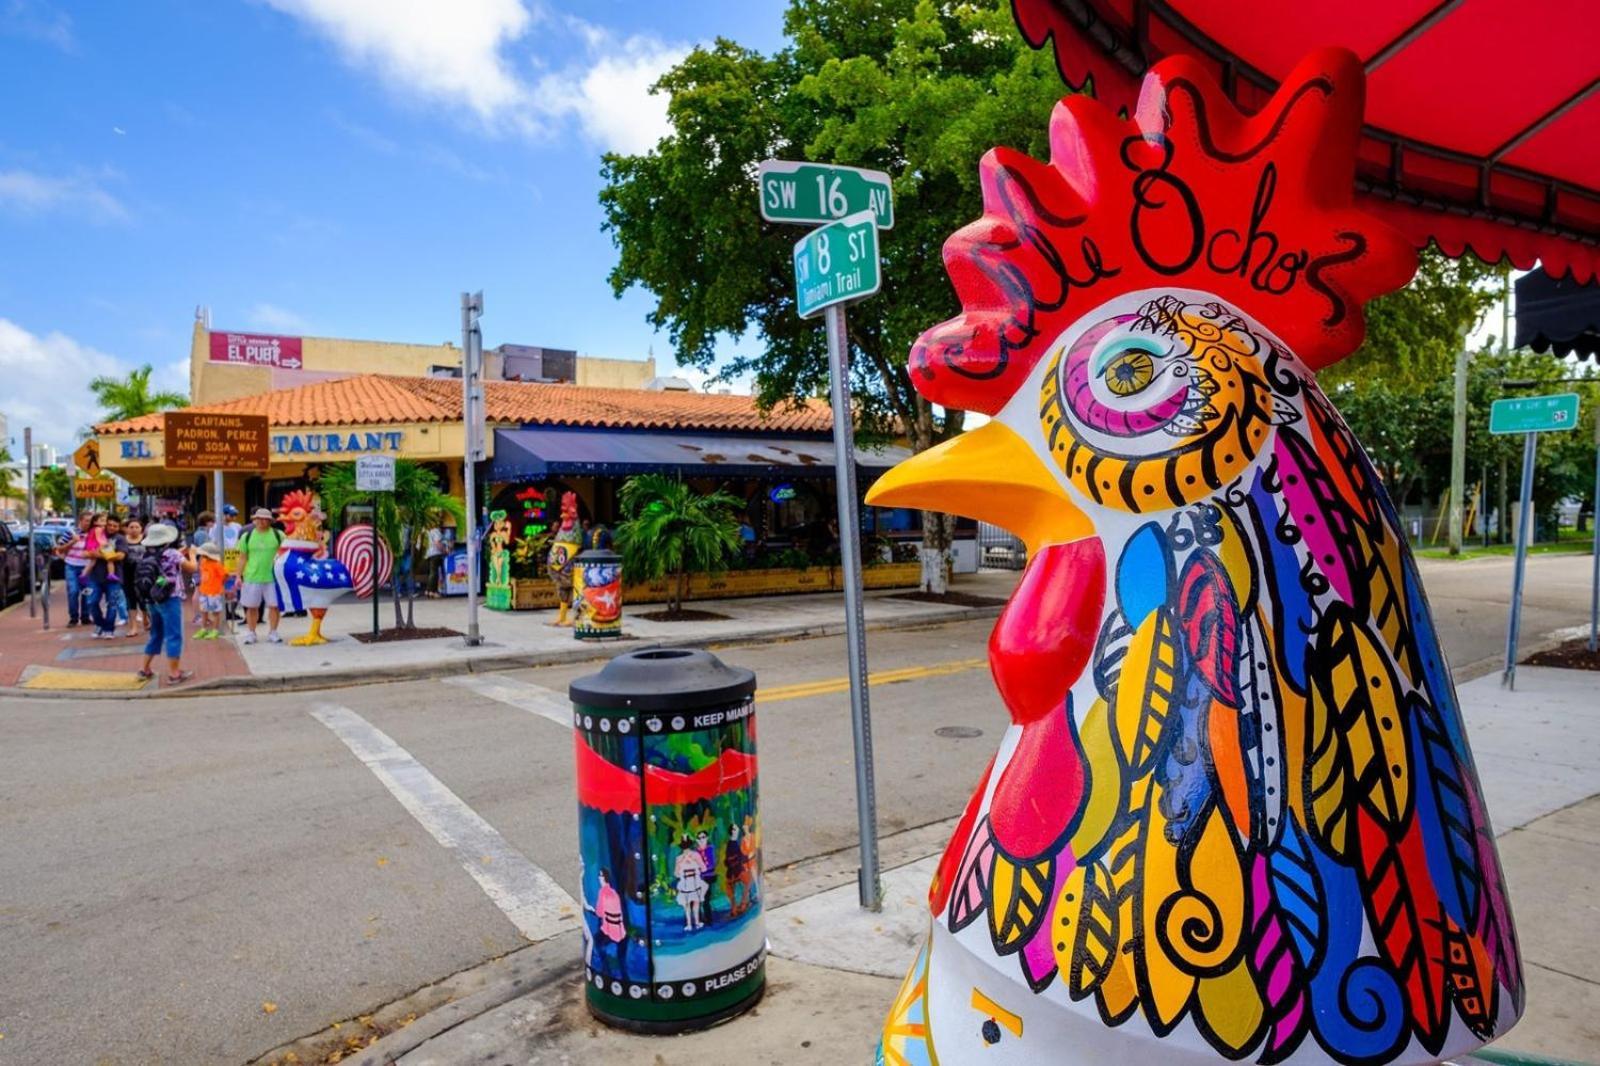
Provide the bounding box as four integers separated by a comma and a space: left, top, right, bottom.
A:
865, 49, 1521, 1065
486, 509, 513, 610
547, 491, 584, 627
274, 489, 388, 645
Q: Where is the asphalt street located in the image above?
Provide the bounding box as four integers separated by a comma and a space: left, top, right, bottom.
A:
0, 552, 1594, 1066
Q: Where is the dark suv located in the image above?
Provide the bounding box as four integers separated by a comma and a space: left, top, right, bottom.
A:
0, 523, 29, 606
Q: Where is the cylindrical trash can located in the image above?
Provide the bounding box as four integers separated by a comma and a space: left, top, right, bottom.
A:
572, 547, 623, 640
570, 648, 765, 1033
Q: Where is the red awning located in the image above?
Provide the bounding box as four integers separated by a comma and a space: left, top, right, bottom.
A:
1013, 0, 1600, 281
574, 735, 757, 813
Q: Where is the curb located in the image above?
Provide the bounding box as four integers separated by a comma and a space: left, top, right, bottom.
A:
0, 601, 1005, 701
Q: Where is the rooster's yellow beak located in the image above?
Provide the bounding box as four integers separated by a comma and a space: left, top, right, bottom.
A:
864, 421, 1092, 555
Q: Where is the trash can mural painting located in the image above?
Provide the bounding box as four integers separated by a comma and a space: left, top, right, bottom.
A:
572, 648, 765, 1032
573, 547, 623, 640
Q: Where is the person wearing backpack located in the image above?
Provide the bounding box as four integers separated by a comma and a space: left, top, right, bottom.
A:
236, 508, 284, 644
134, 523, 199, 686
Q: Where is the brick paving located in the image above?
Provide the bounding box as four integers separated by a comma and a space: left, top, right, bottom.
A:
0, 581, 249, 691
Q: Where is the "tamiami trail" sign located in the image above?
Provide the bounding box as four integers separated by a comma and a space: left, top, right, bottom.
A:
162, 412, 271, 472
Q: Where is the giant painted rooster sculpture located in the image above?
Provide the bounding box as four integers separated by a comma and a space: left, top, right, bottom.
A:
274, 489, 387, 646
865, 49, 1522, 1066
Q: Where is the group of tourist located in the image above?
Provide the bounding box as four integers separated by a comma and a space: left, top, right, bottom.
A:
51, 504, 291, 686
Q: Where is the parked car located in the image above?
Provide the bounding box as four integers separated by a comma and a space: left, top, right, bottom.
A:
31, 530, 69, 583
0, 523, 29, 606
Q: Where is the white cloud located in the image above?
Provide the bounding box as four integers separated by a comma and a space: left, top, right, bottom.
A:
0, 168, 127, 222
246, 302, 314, 334
533, 35, 686, 154
264, 1, 684, 151
259, 0, 538, 126
1, 0, 74, 52
0, 319, 134, 453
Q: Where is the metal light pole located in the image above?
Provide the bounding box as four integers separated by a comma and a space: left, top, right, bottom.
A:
825, 302, 881, 911
461, 291, 485, 647
25, 428, 37, 619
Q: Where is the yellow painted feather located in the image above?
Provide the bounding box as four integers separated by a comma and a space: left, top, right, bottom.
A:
1139, 780, 1195, 1031
1198, 957, 1266, 1053
1112, 608, 1181, 775
1069, 697, 1124, 859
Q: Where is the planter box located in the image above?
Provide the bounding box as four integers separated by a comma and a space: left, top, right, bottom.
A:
490, 561, 925, 610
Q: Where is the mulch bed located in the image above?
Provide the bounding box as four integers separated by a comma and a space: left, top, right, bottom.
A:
889, 591, 1010, 608
1522, 635, 1600, 671
350, 626, 464, 644
634, 609, 732, 622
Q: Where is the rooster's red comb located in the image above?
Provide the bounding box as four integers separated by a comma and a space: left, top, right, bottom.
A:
911, 47, 1416, 415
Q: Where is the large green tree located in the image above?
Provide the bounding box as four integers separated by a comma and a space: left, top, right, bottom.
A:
1319, 249, 1501, 510
89, 364, 188, 424
600, 0, 1066, 582
34, 465, 72, 514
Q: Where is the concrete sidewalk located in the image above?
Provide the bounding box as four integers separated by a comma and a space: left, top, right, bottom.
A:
263, 666, 1600, 1066
0, 571, 1019, 698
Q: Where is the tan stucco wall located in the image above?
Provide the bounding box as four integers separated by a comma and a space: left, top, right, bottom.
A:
190, 321, 462, 405
575, 353, 656, 389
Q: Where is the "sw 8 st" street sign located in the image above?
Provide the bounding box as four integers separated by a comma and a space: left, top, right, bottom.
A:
792, 211, 880, 319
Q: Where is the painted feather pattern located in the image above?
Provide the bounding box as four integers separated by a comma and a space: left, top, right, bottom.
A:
881, 284, 1521, 1060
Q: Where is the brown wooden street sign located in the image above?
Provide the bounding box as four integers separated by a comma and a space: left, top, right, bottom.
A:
162, 411, 270, 472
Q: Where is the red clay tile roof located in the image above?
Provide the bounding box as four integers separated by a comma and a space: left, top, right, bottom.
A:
95, 374, 834, 436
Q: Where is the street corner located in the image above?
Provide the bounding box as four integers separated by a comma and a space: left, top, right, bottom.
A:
0, 583, 250, 696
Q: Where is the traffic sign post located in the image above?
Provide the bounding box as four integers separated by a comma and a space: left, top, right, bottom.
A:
770, 169, 890, 911
759, 160, 893, 228
1491, 392, 1582, 688
356, 456, 396, 638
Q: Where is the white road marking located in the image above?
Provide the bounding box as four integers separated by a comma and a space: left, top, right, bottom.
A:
443, 673, 572, 727
310, 703, 577, 943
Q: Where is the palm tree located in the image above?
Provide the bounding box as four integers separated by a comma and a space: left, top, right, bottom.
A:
0, 446, 15, 500
317, 460, 465, 629
89, 364, 188, 424
615, 474, 743, 616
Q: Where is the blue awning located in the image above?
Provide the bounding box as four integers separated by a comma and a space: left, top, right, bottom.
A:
487, 427, 912, 482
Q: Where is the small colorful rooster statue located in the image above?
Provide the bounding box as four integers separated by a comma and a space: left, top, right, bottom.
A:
865, 49, 1521, 1066
546, 491, 584, 627
274, 489, 388, 646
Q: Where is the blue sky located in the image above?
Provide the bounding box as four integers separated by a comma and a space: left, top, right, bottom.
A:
0, 0, 787, 453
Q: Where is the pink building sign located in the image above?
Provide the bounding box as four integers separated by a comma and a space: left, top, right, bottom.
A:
209, 331, 303, 369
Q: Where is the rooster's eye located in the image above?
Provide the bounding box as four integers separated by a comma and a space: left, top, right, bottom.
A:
1101, 347, 1156, 396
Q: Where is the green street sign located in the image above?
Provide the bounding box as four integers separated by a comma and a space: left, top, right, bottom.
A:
1489, 393, 1581, 435
759, 160, 893, 229
793, 211, 880, 319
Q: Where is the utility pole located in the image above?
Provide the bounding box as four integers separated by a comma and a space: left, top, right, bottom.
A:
461, 292, 485, 647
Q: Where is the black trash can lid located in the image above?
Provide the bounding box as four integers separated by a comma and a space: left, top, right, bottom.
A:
569, 647, 755, 710
574, 548, 622, 563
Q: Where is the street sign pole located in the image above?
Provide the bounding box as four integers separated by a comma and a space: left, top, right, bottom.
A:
771, 161, 891, 912
1504, 432, 1537, 689
825, 301, 881, 911
373, 494, 382, 639
25, 428, 37, 619
1590, 413, 1600, 654
213, 470, 231, 636
461, 292, 485, 647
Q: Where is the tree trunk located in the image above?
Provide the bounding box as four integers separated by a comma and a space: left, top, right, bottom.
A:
673, 569, 686, 615
908, 397, 959, 596
404, 546, 416, 629
391, 545, 406, 630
